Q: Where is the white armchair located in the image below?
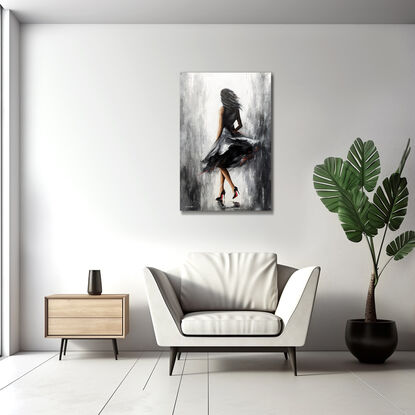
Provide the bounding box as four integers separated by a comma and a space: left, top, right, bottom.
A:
144, 253, 320, 376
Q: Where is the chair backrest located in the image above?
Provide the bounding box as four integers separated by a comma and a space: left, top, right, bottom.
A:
276, 263, 298, 296
176, 252, 279, 313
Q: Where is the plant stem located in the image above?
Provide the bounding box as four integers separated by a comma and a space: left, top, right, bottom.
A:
365, 235, 379, 284
378, 257, 393, 277
376, 226, 388, 268
369, 236, 376, 257
364, 235, 379, 321
365, 272, 377, 322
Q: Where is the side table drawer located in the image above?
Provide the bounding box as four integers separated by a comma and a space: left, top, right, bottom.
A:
48, 299, 123, 318
48, 318, 123, 336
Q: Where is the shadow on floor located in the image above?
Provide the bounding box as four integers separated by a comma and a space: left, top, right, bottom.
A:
181, 352, 415, 377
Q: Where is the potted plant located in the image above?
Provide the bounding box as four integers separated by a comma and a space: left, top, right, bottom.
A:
313, 138, 414, 363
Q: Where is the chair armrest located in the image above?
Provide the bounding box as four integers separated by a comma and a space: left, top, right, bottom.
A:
143, 267, 184, 345
275, 266, 320, 345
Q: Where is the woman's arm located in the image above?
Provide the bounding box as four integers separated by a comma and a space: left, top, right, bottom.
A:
215, 107, 224, 141
233, 109, 243, 132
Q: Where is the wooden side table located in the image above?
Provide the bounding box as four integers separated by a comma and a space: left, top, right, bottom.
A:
45, 294, 129, 360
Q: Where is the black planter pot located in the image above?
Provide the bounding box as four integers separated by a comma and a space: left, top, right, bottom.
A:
345, 319, 398, 363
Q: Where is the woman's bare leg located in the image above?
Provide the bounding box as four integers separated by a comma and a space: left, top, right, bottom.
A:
219, 168, 235, 189
218, 171, 225, 197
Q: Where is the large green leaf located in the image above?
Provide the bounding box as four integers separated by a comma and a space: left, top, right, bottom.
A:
313, 157, 359, 213
369, 173, 408, 231
386, 230, 415, 260
345, 138, 380, 192
396, 138, 411, 175
338, 187, 378, 242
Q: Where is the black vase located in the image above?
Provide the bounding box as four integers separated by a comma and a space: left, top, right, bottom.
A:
345, 319, 398, 363
88, 270, 102, 295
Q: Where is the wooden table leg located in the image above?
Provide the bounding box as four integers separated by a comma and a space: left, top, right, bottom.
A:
111, 339, 118, 360
59, 339, 64, 361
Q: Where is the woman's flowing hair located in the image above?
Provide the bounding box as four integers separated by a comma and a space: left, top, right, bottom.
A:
220, 88, 241, 110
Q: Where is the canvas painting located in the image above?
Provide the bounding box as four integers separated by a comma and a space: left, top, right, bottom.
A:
180, 72, 272, 211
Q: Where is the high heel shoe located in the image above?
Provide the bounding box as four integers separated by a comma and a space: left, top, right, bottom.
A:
232, 186, 239, 199
216, 190, 225, 202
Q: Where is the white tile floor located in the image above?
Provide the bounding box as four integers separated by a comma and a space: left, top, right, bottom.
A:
0, 351, 414, 414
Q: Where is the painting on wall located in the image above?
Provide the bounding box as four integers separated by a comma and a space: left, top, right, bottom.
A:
180, 72, 272, 211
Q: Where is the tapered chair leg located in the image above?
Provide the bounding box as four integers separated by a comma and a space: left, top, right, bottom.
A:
59, 339, 64, 361
169, 347, 178, 376
63, 339, 68, 356
177, 352, 182, 360
283, 351, 288, 360
111, 339, 118, 360
288, 347, 297, 376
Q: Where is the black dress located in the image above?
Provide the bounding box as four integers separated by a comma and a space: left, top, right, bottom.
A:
201, 108, 259, 173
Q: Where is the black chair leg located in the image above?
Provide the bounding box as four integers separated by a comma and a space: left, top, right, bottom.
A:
177, 352, 182, 360
63, 339, 68, 356
112, 339, 118, 360
283, 351, 288, 360
59, 339, 64, 361
169, 347, 178, 376
288, 347, 297, 376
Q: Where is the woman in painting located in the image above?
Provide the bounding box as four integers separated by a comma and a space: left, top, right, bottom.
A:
201, 88, 259, 206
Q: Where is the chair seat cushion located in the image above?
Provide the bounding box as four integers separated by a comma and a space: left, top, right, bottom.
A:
181, 311, 282, 336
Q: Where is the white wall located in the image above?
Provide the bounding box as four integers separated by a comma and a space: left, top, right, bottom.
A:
2, 10, 20, 356
20, 24, 415, 351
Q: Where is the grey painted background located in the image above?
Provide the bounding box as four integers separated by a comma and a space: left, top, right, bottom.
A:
20, 24, 415, 351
